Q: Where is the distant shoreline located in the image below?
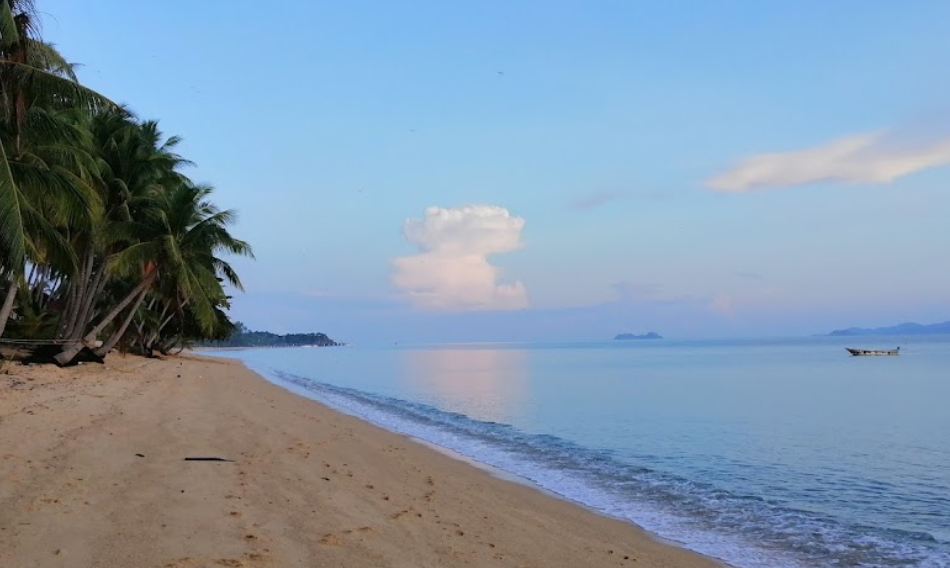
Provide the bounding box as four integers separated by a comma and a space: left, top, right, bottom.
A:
195, 344, 345, 352
826, 320, 950, 337
615, 332, 663, 341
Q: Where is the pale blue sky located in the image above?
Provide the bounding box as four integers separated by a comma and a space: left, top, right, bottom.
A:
43, 1, 950, 342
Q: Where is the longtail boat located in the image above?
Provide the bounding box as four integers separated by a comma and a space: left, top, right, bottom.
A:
845, 347, 900, 356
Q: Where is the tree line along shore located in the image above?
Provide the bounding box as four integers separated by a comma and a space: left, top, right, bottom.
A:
0, 1, 252, 366
199, 322, 342, 349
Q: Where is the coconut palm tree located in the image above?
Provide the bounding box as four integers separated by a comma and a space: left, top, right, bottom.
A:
56, 111, 186, 343
0, 0, 111, 338
92, 181, 251, 358
3, 3, 251, 358
55, 177, 252, 364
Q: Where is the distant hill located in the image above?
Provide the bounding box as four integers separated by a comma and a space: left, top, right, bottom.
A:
615, 332, 663, 340
828, 321, 950, 337
203, 322, 342, 348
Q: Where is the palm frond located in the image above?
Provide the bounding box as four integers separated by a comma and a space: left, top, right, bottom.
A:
25, 39, 77, 79
0, 61, 115, 112
0, 143, 26, 273
0, 1, 22, 51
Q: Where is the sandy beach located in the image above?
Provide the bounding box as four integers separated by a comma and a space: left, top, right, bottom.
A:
0, 354, 723, 568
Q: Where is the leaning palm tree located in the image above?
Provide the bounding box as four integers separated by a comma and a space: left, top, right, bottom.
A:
56, 111, 186, 344
0, 0, 111, 337
55, 178, 252, 364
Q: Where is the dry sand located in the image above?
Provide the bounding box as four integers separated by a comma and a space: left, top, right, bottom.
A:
0, 354, 724, 568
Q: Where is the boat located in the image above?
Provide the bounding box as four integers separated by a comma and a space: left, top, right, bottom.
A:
845, 347, 900, 356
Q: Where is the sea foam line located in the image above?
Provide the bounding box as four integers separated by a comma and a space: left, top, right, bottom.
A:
244, 361, 950, 568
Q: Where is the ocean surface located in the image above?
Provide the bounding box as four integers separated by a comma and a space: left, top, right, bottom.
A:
210, 336, 950, 568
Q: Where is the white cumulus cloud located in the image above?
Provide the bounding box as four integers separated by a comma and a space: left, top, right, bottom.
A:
392, 205, 528, 311
706, 131, 950, 192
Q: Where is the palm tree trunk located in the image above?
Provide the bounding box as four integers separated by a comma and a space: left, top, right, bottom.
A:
60, 250, 94, 338
145, 308, 178, 351
68, 262, 108, 340
0, 273, 18, 338
159, 334, 182, 356
146, 298, 183, 347
93, 284, 150, 358
58, 282, 77, 337
55, 271, 156, 366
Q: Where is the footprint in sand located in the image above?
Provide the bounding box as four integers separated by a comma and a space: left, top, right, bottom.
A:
341, 526, 373, 536
391, 509, 423, 520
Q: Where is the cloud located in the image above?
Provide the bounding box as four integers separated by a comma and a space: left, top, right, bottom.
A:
733, 270, 764, 281
706, 131, 950, 192
392, 205, 528, 311
571, 190, 624, 210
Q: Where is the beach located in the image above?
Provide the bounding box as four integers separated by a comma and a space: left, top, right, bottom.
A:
0, 354, 722, 568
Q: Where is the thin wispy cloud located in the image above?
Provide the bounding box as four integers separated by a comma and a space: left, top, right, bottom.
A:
571, 191, 626, 211
706, 131, 950, 192
734, 270, 765, 281
570, 190, 673, 210
571, 190, 625, 210
392, 205, 528, 311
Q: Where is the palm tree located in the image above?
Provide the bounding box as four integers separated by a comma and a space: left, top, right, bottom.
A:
91, 180, 251, 358
2, 3, 251, 359
55, 177, 252, 364
0, 0, 111, 338
57, 111, 186, 344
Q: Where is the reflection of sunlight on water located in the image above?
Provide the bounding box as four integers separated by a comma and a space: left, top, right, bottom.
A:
399, 348, 528, 424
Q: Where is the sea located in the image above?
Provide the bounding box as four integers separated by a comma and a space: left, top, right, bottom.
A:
209, 336, 950, 568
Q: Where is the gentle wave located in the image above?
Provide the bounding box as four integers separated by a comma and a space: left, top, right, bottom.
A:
249, 363, 950, 568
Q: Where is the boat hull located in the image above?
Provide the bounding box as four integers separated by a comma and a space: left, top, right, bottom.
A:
845, 347, 900, 356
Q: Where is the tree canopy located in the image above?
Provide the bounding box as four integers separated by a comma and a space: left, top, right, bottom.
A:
0, 1, 253, 365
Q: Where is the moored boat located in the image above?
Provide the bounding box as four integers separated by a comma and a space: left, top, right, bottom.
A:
845, 347, 900, 356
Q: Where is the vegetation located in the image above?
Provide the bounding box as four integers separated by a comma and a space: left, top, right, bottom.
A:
828, 321, 950, 337
0, 1, 252, 365
614, 332, 663, 340
203, 322, 340, 348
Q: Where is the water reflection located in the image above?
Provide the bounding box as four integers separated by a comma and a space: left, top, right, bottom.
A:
399, 348, 528, 424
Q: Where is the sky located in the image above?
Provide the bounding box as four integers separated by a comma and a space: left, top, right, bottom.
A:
41, 1, 950, 343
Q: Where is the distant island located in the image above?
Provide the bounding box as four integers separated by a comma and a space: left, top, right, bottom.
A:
203, 322, 342, 348
614, 332, 663, 340
827, 321, 950, 337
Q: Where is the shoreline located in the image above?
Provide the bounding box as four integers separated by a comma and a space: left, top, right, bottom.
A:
0, 354, 725, 567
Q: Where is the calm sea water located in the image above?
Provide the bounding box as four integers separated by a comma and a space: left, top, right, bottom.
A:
211, 336, 950, 568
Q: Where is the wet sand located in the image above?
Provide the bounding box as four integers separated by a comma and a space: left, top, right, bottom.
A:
0, 354, 724, 568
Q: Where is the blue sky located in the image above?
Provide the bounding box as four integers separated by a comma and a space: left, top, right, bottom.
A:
43, 1, 950, 342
